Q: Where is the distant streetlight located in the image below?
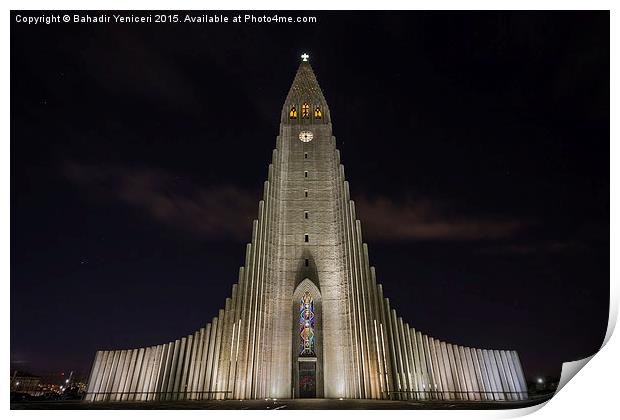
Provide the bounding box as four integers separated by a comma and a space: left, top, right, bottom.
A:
537, 377, 544, 384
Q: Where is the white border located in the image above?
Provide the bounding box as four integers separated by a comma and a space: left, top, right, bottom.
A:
4, 2, 616, 420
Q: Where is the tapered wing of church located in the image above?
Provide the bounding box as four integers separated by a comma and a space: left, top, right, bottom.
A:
86, 58, 528, 402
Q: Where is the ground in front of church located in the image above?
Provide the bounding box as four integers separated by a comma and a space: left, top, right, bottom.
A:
11, 395, 552, 410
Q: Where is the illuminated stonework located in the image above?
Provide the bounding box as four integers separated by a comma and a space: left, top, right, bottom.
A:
85, 58, 528, 402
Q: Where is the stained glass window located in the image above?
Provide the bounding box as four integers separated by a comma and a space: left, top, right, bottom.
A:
289, 105, 298, 119
314, 106, 322, 119
299, 291, 315, 356
302, 102, 310, 118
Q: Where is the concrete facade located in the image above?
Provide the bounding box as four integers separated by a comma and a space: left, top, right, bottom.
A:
85, 59, 528, 402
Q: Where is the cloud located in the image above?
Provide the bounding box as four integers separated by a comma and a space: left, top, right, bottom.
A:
474, 240, 586, 256
63, 162, 259, 241
354, 195, 524, 242
64, 162, 525, 243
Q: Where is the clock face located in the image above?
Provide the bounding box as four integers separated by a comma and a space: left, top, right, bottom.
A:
299, 130, 314, 143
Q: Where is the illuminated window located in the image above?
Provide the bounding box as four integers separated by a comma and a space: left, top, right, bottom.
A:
299, 291, 315, 356
289, 105, 298, 119
314, 106, 322, 119
302, 102, 310, 118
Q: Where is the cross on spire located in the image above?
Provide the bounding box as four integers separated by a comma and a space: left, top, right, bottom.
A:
301, 53, 309, 62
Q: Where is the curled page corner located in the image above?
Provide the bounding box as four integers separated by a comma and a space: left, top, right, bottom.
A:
519, 301, 616, 415
556, 355, 595, 395
553, 295, 617, 395
504, 355, 598, 417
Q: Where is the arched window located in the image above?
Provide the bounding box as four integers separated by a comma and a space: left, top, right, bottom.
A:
301, 102, 310, 119
299, 291, 315, 356
289, 105, 298, 119
314, 106, 322, 119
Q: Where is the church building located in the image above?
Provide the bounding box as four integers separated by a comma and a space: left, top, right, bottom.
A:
85, 55, 528, 402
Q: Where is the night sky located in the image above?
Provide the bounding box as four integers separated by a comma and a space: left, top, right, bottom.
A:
11, 11, 609, 382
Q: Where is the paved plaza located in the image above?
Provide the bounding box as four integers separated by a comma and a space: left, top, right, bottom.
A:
12, 395, 551, 410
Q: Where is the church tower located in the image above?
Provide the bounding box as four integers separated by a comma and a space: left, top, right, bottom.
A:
85, 55, 528, 402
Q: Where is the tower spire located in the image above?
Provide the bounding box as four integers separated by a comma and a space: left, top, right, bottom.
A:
283, 54, 330, 124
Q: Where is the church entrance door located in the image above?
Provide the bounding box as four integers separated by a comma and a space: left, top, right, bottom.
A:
298, 359, 316, 398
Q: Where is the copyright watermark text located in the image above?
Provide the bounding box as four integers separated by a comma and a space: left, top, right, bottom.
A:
14, 12, 318, 25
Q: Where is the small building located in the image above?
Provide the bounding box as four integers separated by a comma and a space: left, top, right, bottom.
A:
11, 371, 41, 396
